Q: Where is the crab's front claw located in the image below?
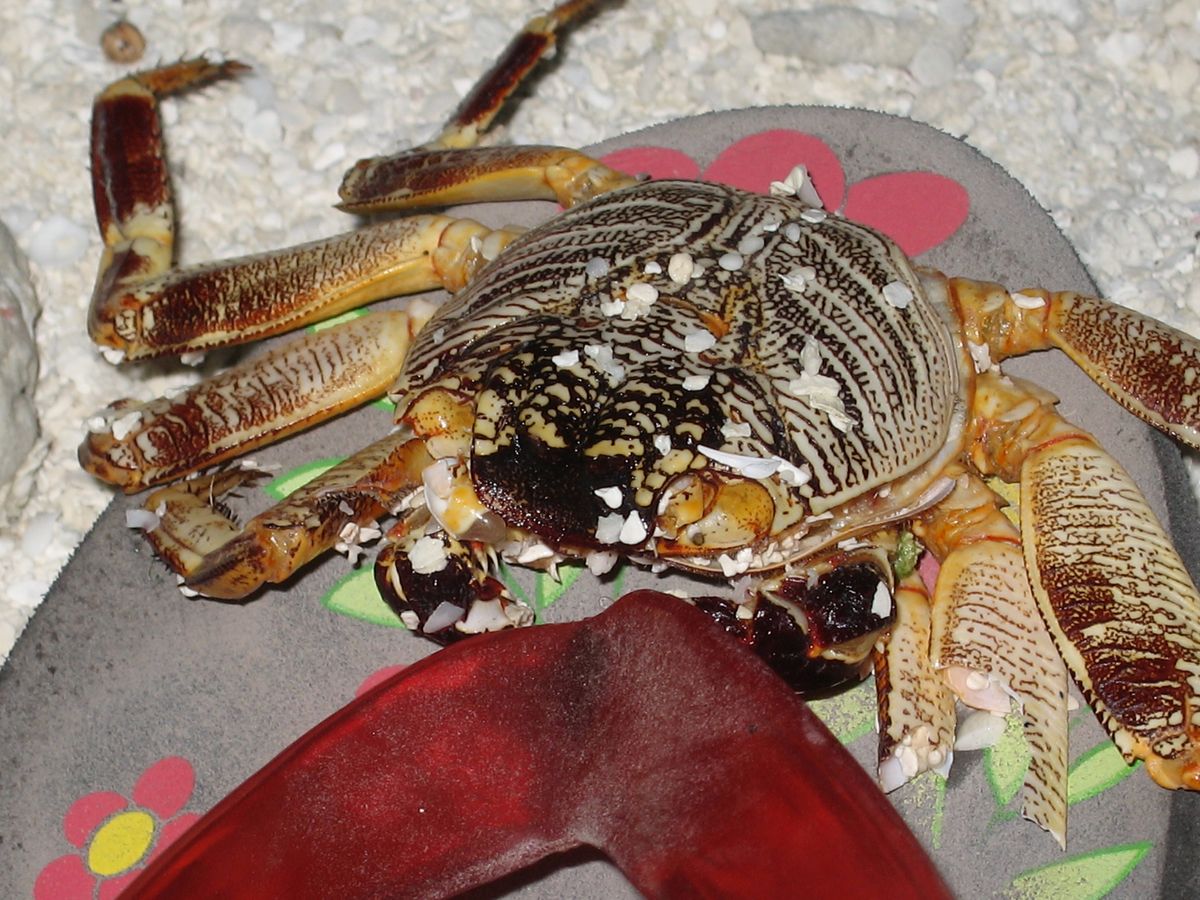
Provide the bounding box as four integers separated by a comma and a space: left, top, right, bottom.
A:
694, 556, 894, 694
140, 433, 433, 600
117, 592, 952, 900
375, 525, 533, 642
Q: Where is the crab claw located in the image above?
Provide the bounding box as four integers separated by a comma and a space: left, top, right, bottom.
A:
116, 592, 951, 899
693, 557, 894, 694
375, 525, 533, 642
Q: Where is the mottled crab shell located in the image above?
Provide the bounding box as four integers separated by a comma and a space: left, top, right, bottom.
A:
392, 180, 961, 568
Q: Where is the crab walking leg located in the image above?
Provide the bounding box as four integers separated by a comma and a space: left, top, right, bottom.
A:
337, 1, 636, 214
873, 571, 957, 793
937, 273, 1200, 449
914, 465, 1069, 846
433, 0, 614, 150
143, 432, 434, 600
337, 146, 639, 216
94, 215, 523, 360
90, 58, 523, 360
970, 371, 1200, 791
81, 310, 427, 491
90, 57, 246, 294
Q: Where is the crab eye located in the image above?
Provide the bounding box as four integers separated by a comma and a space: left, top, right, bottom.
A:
657, 474, 775, 551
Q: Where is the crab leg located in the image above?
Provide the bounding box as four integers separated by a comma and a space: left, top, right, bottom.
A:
337, 0, 636, 214
90, 57, 243, 295
93, 214, 522, 360
939, 274, 1200, 448
970, 370, 1200, 791
336, 145, 638, 215
81, 310, 428, 491
435, 0, 613, 150
913, 464, 1070, 846
142, 432, 434, 599
90, 58, 523, 360
873, 570, 957, 793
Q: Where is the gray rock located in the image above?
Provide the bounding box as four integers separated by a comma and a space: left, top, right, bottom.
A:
0, 220, 40, 514
749, 7, 969, 89
749, 7, 927, 67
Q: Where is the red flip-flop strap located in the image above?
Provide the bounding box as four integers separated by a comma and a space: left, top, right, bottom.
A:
122, 591, 950, 899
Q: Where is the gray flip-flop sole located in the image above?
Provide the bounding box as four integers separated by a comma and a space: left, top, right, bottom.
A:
3, 107, 1198, 899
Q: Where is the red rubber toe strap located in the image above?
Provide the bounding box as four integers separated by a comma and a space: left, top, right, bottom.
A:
122, 591, 951, 898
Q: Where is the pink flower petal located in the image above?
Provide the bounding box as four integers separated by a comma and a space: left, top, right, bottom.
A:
703, 130, 845, 209
97, 869, 144, 900
600, 146, 700, 181
356, 664, 408, 698
132, 757, 194, 819
63, 791, 127, 848
842, 172, 969, 257
34, 854, 95, 900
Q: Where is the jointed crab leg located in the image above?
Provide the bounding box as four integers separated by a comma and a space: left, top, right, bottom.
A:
92, 214, 523, 360
337, 0, 636, 214
914, 463, 1070, 846
941, 275, 1200, 449
81, 310, 425, 491
970, 371, 1200, 791
90, 57, 245, 300
336, 145, 638, 216
873, 571, 957, 793
143, 431, 434, 599
90, 58, 525, 360
434, 0, 614, 150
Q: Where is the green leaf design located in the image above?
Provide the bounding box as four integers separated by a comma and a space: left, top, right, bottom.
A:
929, 772, 947, 849
1067, 741, 1138, 805
610, 562, 628, 598
321, 567, 406, 628
1007, 842, 1150, 900
876, 768, 948, 849
497, 560, 533, 609
809, 679, 876, 745
535, 561, 585, 612
985, 712, 1029, 809
307, 309, 368, 332
263, 457, 344, 500
892, 530, 921, 578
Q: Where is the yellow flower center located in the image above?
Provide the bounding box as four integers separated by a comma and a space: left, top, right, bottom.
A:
87, 810, 156, 876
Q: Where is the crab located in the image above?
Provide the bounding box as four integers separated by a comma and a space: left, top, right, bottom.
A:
79, 0, 1200, 848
